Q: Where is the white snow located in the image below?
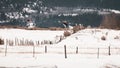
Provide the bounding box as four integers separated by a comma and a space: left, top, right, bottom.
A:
110, 9, 120, 14
5, 12, 24, 19
23, 8, 37, 13
0, 20, 10, 23
0, 28, 120, 68
59, 13, 78, 16
0, 53, 120, 68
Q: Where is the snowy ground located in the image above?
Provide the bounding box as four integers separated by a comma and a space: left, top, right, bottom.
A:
0, 53, 120, 68
0, 28, 120, 68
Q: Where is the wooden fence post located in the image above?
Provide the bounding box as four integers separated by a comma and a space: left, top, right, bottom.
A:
97, 48, 100, 59
76, 46, 78, 54
108, 46, 111, 56
64, 45, 67, 59
33, 45, 35, 57
45, 46, 47, 53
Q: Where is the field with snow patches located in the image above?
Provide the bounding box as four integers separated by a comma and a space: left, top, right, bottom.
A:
0, 28, 120, 68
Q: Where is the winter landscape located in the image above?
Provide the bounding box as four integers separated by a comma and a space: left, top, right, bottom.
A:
0, 0, 120, 68
0, 28, 120, 68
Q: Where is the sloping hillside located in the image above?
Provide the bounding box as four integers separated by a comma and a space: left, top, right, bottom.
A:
57, 28, 120, 47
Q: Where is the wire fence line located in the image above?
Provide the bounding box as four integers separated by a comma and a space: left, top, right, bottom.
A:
0, 45, 120, 59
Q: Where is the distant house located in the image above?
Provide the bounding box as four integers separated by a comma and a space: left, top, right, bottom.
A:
27, 19, 36, 29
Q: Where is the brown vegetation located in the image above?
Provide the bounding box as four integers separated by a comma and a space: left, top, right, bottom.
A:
0, 38, 4, 45
73, 24, 85, 33
64, 31, 71, 37
100, 13, 120, 29
0, 25, 66, 30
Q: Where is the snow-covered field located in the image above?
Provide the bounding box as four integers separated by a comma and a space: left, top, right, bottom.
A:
0, 54, 120, 68
0, 28, 120, 68
0, 28, 64, 46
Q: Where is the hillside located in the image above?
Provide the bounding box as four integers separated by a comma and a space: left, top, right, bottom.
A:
57, 28, 120, 47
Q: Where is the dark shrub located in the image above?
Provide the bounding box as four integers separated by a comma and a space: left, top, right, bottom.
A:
101, 36, 106, 40
0, 38, 4, 45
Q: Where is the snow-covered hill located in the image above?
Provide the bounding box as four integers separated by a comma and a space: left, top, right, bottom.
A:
58, 28, 120, 47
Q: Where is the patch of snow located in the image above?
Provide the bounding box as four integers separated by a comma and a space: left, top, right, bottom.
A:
23, 8, 37, 13
110, 10, 120, 14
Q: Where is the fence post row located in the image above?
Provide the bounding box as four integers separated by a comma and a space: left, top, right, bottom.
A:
3, 40, 113, 59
